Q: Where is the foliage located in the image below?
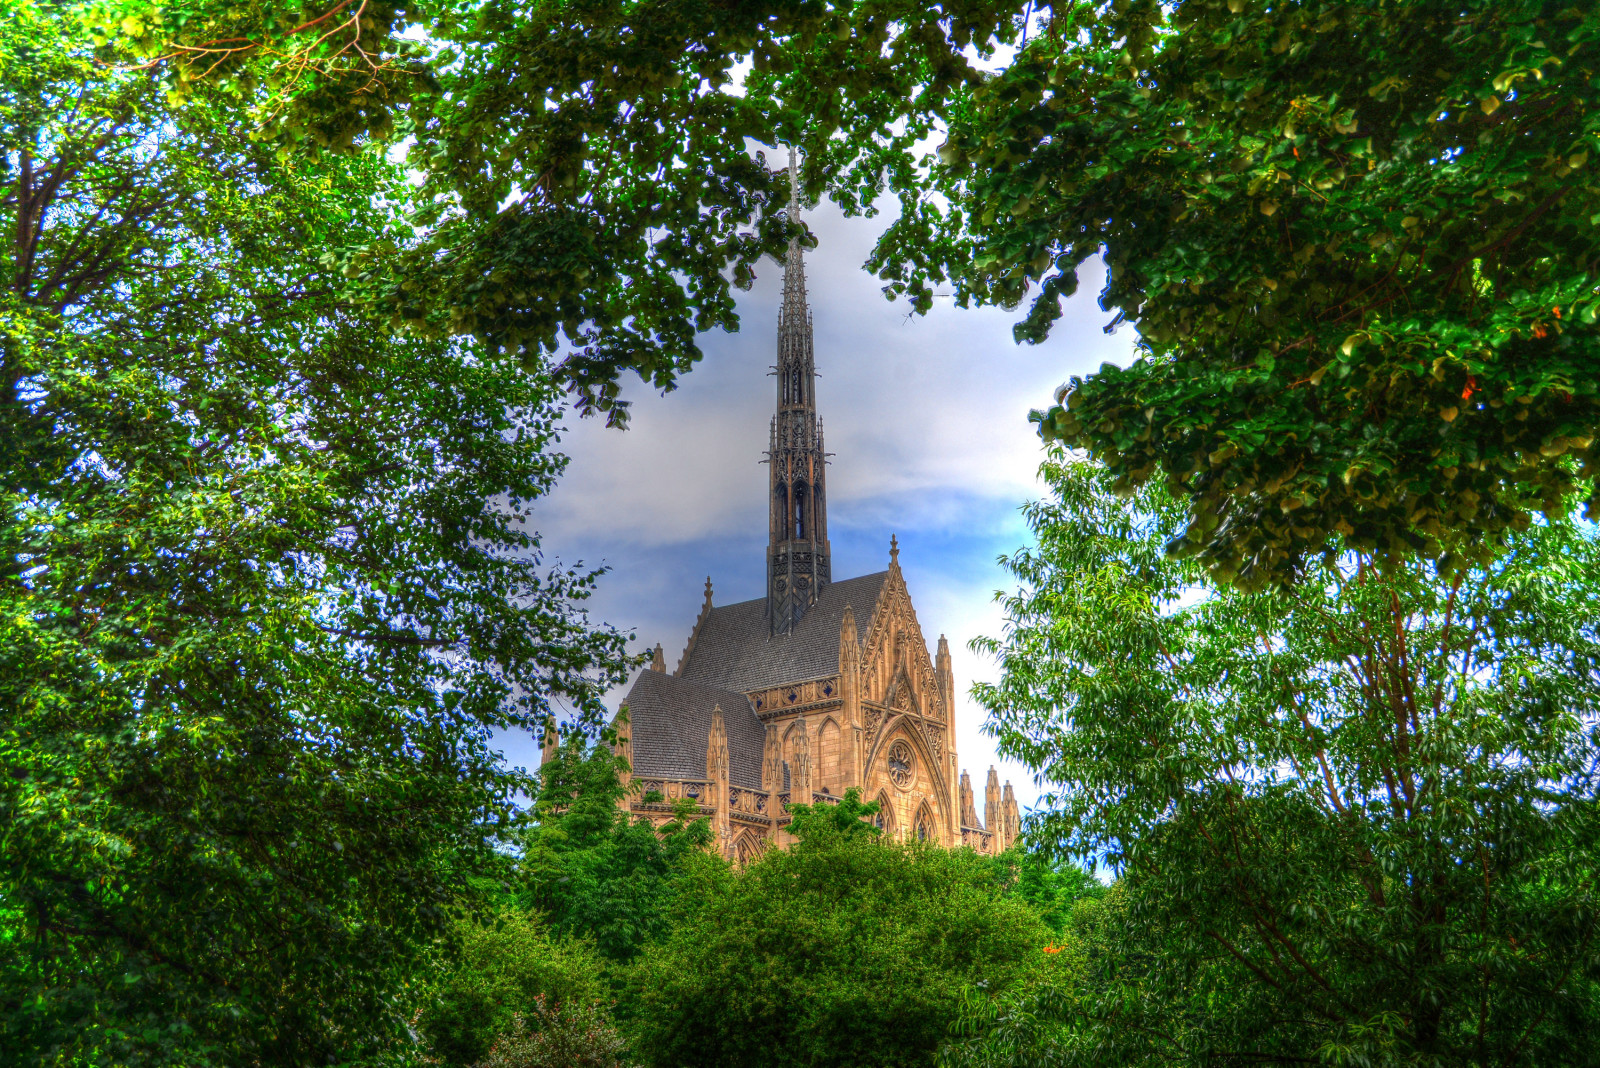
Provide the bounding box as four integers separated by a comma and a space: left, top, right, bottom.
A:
421, 912, 609, 1067
1, 5, 627, 1063
81, 0, 1031, 426
939, 886, 1116, 1068
477, 998, 634, 1068
785, 785, 883, 840
883, 0, 1600, 585
66, 0, 1600, 572
971, 452, 1600, 1065
628, 830, 1050, 1068
514, 732, 712, 965
985, 848, 1105, 937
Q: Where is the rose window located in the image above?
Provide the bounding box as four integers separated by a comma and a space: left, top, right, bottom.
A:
887, 741, 914, 789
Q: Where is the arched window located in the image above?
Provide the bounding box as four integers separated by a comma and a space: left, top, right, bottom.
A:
774, 483, 788, 539
789, 366, 802, 405
735, 833, 762, 865
816, 719, 841, 793
914, 804, 935, 843
793, 481, 807, 539
874, 792, 896, 837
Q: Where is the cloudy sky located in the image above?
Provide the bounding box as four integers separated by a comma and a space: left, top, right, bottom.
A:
499, 191, 1136, 817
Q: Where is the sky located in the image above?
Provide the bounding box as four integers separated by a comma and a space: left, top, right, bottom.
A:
496, 191, 1137, 818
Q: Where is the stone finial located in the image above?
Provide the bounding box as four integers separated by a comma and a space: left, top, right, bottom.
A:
650, 643, 666, 673
985, 766, 1001, 837
889, 534, 899, 566
838, 603, 859, 664
959, 769, 979, 828
762, 722, 782, 792
707, 705, 729, 780
790, 716, 812, 801
703, 576, 714, 607
935, 634, 954, 719
1002, 781, 1019, 847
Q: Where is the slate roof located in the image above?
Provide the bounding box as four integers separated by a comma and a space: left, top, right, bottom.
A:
619, 671, 765, 789
678, 571, 887, 694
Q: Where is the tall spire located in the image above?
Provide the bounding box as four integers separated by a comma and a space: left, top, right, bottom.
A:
780, 146, 809, 324
766, 145, 830, 634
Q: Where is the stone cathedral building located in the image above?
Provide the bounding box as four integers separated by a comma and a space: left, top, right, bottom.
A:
590, 154, 1020, 862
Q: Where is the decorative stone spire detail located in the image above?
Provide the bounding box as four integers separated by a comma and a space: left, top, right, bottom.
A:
1001, 781, 1019, 848
650, 643, 666, 672
935, 634, 953, 722
765, 145, 830, 635
790, 715, 813, 803
707, 706, 731, 855
762, 723, 782, 792
707, 706, 729, 780
985, 766, 1001, 835
960, 770, 980, 828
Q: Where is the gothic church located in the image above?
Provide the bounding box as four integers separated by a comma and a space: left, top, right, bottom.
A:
587, 153, 1019, 861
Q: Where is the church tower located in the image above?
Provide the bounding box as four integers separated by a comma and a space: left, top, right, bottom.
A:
610, 147, 1019, 859
766, 148, 830, 634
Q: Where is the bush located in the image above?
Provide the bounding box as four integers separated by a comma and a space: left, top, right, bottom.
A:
421, 911, 608, 1067
628, 828, 1050, 1068
476, 998, 632, 1068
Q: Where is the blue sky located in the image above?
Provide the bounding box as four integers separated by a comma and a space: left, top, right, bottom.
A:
501, 192, 1137, 817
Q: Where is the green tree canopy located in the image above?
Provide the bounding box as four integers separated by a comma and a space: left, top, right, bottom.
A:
628, 830, 1050, 1068
785, 785, 883, 840
1, 5, 627, 1062
107, 0, 1600, 575
972, 452, 1600, 1065
421, 911, 611, 1067
896, 0, 1600, 586
514, 732, 712, 965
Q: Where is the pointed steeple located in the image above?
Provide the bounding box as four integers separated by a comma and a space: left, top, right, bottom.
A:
765, 145, 831, 635
650, 643, 666, 673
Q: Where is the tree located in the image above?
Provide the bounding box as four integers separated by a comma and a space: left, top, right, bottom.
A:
986, 848, 1105, 937
971, 452, 1600, 1065
785, 785, 883, 840
1, 6, 627, 1062
514, 733, 712, 965
421, 912, 610, 1067
80, 0, 1024, 426
874, 0, 1600, 585
628, 830, 1050, 1068
84, 0, 1600, 573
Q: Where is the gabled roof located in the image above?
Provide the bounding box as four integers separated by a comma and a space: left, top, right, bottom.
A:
620, 671, 765, 789
678, 571, 886, 694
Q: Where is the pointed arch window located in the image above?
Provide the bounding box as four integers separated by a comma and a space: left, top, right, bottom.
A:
914, 804, 935, 842
874, 792, 896, 837
793, 481, 808, 540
